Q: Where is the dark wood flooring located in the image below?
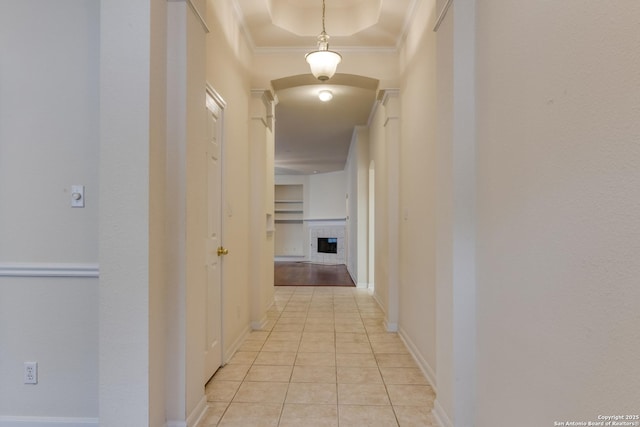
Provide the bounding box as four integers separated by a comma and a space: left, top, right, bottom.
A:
274, 262, 355, 287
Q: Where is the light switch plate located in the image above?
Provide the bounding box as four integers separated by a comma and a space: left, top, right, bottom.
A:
71, 185, 85, 208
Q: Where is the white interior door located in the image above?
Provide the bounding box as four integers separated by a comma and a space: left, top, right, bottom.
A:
204, 90, 224, 382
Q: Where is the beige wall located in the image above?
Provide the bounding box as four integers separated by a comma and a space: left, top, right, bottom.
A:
148, 0, 169, 425
475, 0, 640, 425
206, 0, 255, 362
433, 2, 455, 423
398, 0, 438, 388
184, 2, 208, 418
0, 0, 99, 422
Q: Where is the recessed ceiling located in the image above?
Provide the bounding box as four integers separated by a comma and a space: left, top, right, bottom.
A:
268, 0, 383, 37
232, 0, 416, 175
235, 0, 414, 49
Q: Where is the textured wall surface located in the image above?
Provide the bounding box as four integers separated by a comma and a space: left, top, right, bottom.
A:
475, 1, 640, 425
0, 0, 99, 420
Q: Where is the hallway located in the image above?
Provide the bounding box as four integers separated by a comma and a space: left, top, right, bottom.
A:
198, 286, 434, 426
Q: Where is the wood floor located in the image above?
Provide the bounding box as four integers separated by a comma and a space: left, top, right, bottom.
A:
274, 262, 355, 287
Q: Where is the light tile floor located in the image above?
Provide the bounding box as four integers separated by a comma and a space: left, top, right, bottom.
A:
198, 286, 435, 427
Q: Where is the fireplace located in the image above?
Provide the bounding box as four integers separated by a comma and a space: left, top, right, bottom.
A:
309, 224, 345, 264
317, 237, 338, 254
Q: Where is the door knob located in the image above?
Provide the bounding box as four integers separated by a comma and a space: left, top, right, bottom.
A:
217, 246, 229, 256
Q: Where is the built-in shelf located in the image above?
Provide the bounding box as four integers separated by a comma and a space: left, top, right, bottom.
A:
274, 189, 304, 223
275, 184, 304, 256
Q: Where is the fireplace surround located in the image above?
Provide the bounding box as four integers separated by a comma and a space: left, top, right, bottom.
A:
309, 224, 345, 264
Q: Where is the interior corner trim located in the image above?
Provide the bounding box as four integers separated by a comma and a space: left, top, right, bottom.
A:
433, 0, 454, 32
0, 262, 100, 278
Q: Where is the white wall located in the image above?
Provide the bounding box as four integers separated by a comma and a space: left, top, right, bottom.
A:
345, 127, 370, 286
307, 171, 348, 220
0, 0, 99, 422
475, 1, 640, 425
99, 0, 171, 424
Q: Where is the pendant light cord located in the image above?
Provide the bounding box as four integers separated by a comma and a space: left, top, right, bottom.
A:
322, 0, 327, 34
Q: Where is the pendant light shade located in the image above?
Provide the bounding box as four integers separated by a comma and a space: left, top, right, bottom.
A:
306, 0, 341, 81
306, 49, 342, 81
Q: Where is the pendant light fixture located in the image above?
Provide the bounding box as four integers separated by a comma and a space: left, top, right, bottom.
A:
305, 0, 342, 81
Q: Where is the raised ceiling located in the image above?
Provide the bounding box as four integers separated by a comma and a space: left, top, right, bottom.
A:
235, 0, 415, 50
232, 0, 417, 174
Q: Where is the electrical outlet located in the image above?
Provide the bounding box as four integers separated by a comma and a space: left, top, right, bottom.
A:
24, 362, 37, 384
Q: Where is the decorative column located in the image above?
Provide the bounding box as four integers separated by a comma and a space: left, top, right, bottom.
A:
382, 89, 401, 332
249, 89, 276, 330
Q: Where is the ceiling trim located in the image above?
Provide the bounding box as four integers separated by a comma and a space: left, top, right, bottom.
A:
229, 0, 422, 55
254, 46, 399, 55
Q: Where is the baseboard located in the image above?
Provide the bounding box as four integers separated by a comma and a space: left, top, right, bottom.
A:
384, 320, 398, 332
251, 314, 268, 331
224, 323, 251, 363
344, 264, 368, 289
397, 327, 437, 392
370, 292, 397, 332
0, 416, 98, 427
252, 299, 274, 331
274, 256, 307, 262
371, 290, 384, 313
432, 399, 453, 427
166, 393, 208, 427
186, 396, 208, 427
